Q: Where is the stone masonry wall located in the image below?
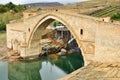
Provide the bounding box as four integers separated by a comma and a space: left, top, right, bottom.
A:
95, 21, 120, 63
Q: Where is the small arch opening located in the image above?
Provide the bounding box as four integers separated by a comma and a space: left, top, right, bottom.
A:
28, 28, 30, 32
56, 9, 58, 12
80, 29, 83, 35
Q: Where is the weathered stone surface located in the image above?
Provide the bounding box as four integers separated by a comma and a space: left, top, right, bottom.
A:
58, 62, 120, 80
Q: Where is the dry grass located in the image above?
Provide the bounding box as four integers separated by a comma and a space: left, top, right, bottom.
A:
62, 0, 120, 14
0, 31, 6, 57
0, 31, 6, 46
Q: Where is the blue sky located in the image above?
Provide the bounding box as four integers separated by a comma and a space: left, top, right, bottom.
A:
0, 0, 87, 5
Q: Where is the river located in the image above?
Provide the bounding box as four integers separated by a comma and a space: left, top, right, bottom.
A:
0, 53, 84, 80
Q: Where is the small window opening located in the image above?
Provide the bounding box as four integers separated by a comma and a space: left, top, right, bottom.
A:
56, 9, 58, 11
80, 29, 83, 35
28, 28, 30, 32
28, 14, 32, 16
111, 20, 113, 23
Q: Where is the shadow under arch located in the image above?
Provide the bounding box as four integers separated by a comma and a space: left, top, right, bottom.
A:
28, 14, 85, 66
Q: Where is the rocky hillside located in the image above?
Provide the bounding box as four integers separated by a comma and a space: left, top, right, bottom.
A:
63, 0, 120, 19
65, 0, 120, 9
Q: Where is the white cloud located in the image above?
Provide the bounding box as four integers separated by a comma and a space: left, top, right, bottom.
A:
0, 0, 86, 5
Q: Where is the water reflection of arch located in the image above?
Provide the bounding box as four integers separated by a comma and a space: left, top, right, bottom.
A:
48, 53, 84, 74
8, 53, 83, 80
8, 61, 42, 80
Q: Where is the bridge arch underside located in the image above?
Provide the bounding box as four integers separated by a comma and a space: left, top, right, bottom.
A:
26, 16, 94, 65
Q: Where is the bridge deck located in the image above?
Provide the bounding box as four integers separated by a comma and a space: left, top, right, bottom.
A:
59, 62, 120, 80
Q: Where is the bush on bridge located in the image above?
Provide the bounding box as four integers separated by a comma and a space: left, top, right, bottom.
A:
111, 12, 120, 21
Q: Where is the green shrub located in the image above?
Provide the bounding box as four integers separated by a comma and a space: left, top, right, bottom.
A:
53, 22, 57, 27
37, 8, 42, 11
13, 5, 26, 13
0, 2, 26, 13
111, 12, 120, 20
0, 2, 26, 31
5, 2, 15, 10
0, 5, 7, 13
0, 12, 23, 31
0, 23, 6, 31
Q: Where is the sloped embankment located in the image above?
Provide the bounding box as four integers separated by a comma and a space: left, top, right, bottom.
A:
86, 5, 120, 17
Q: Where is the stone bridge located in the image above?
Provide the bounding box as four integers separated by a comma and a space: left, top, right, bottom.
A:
7, 11, 120, 65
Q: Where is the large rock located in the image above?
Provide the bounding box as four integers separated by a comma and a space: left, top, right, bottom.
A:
57, 52, 66, 56
39, 39, 64, 54
57, 48, 67, 56
61, 48, 67, 53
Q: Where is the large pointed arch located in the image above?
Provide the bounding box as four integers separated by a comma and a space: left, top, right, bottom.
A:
27, 14, 87, 65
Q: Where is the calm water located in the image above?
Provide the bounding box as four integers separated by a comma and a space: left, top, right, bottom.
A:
0, 53, 84, 80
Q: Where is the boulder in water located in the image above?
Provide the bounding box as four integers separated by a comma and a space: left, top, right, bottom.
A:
57, 49, 67, 56
61, 48, 67, 53
57, 52, 66, 56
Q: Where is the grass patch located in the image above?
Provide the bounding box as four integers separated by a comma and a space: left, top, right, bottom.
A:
0, 31, 6, 57
0, 31, 6, 47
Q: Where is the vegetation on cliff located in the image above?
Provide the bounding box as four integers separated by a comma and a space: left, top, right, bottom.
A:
111, 12, 120, 21
0, 2, 26, 13
0, 2, 26, 31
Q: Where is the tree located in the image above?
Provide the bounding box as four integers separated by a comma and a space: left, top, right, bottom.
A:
37, 8, 42, 11
13, 5, 26, 12
53, 22, 57, 27
0, 23, 6, 31
0, 5, 7, 13
0, 2, 26, 31
0, 2, 26, 13
5, 2, 15, 10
